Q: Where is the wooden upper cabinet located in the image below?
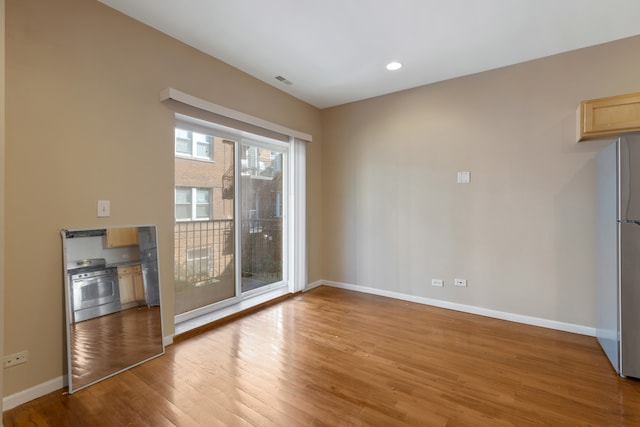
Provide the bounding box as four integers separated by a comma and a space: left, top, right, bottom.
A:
578, 92, 640, 142
105, 227, 139, 248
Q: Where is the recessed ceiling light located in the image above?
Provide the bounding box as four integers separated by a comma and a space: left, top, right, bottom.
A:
386, 62, 402, 71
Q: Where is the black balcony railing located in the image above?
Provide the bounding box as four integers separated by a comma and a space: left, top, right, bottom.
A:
174, 218, 282, 289
241, 218, 282, 283
174, 220, 234, 288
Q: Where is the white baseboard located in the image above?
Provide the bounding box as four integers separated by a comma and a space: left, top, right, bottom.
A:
304, 280, 324, 292
3, 376, 66, 411
163, 335, 174, 347
320, 280, 596, 337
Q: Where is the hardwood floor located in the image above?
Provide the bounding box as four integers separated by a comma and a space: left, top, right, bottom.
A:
4, 286, 640, 426
70, 306, 163, 391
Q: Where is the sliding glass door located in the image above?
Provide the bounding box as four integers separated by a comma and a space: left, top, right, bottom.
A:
174, 120, 288, 319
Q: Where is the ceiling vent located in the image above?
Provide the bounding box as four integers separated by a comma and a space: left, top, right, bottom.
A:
275, 75, 293, 85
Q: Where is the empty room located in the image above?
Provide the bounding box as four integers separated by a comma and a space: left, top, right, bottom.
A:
3, 0, 640, 425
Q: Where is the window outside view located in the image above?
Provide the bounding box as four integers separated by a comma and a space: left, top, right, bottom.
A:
240, 144, 284, 292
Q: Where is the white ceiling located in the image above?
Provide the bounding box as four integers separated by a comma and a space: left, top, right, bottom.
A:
99, 0, 640, 109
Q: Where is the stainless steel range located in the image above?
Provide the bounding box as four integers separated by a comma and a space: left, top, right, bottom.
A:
67, 258, 121, 323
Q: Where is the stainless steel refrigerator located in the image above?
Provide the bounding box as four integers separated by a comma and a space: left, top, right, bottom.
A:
596, 134, 640, 377
137, 225, 161, 306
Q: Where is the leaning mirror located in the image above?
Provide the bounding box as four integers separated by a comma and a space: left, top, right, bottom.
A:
61, 225, 164, 393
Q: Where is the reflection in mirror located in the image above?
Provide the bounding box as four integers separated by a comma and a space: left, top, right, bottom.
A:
61, 225, 164, 393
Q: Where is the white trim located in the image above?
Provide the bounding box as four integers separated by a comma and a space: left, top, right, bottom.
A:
175, 286, 291, 336
290, 139, 307, 293
320, 280, 596, 337
304, 280, 324, 292
176, 114, 291, 146
163, 335, 174, 347
3, 376, 66, 411
161, 88, 312, 142
233, 137, 242, 304
241, 135, 289, 151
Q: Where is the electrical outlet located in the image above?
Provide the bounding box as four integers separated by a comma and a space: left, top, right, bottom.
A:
3, 351, 28, 368
454, 278, 468, 287
431, 279, 444, 287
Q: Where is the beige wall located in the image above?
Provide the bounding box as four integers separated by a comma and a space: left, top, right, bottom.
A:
321, 35, 640, 328
4, 0, 322, 396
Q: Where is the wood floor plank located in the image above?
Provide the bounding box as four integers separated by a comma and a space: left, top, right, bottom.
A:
4, 286, 640, 426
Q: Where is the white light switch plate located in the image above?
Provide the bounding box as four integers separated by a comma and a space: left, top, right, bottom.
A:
457, 171, 470, 184
97, 200, 110, 217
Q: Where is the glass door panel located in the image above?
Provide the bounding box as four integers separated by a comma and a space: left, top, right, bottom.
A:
174, 127, 236, 315
240, 143, 285, 293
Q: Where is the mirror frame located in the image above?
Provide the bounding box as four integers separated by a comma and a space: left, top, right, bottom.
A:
61, 224, 165, 393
